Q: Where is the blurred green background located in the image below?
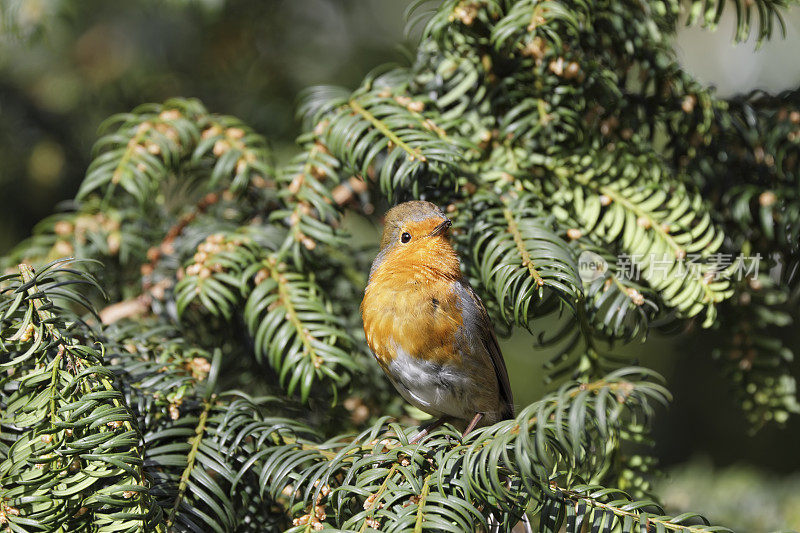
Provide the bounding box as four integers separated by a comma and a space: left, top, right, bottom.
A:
1, 1, 799, 529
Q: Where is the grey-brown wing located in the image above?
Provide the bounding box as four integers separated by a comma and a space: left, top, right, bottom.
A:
456, 280, 515, 419
483, 316, 514, 419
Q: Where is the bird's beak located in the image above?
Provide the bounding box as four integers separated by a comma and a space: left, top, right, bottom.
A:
429, 219, 452, 237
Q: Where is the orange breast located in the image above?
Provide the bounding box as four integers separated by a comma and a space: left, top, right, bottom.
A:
362, 269, 463, 370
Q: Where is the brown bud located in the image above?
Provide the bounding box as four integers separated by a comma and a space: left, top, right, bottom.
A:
212, 140, 230, 157
310, 165, 326, 179
754, 146, 765, 163
288, 174, 304, 195
54, 220, 74, 236
331, 184, 353, 206
759, 190, 777, 207
53, 240, 74, 257
738, 292, 751, 305
548, 57, 564, 76
202, 125, 221, 139
151, 283, 166, 301
301, 235, 317, 250
625, 287, 644, 306
564, 62, 580, 79
106, 233, 121, 255
522, 37, 546, 61
453, 3, 477, 24
159, 109, 181, 121
681, 95, 696, 113
226, 127, 245, 139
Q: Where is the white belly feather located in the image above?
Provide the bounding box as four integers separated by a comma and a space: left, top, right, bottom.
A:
386, 339, 473, 420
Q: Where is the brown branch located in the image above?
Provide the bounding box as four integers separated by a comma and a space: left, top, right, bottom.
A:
99, 296, 151, 325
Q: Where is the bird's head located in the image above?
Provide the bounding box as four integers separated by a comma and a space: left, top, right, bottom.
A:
379, 201, 452, 250
370, 200, 460, 281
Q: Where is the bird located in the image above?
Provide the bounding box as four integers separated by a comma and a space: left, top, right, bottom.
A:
360, 200, 514, 441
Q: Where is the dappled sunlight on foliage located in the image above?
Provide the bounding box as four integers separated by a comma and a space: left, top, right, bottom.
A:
1, 0, 799, 530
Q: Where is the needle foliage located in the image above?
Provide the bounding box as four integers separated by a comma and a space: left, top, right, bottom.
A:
2, 0, 799, 531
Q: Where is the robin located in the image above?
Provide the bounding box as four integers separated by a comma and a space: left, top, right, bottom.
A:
361, 201, 514, 441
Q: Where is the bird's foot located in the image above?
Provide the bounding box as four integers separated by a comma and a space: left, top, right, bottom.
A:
409, 417, 447, 444
461, 412, 484, 439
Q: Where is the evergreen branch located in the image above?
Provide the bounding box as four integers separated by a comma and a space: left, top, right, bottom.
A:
492, 0, 583, 50
166, 395, 214, 528
175, 232, 263, 319
78, 98, 274, 212
174, 231, 357, 403
556, 148, 733, 326
269, 260, 324, 371
463, 190, 582, 330
596, 185, 684, 259
192, 116, 275, 194
300, 87, 462, 197
683, 0, 791, 44
4, 203, 146, 274
141, 191, 223, 282
503, 206, 545, 288
577, 243, 657, 343
413, 474, 431, 533
713, 275, 800, 428
358, 464, 399, 533
4, 0, 800, 528
0, 262, 162, 531
104, 329, 304, 531
78, 100, 203, 205
244, 257, 357, 403
272, 135, 347, 266
232, 368, 679, 531
548, 484, 732, 533
111, 120, 151, 188
348, 99, 428, 163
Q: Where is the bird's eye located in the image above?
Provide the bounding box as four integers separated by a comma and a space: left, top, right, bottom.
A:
400, 232, 411, 243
